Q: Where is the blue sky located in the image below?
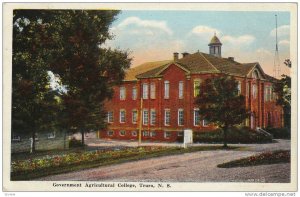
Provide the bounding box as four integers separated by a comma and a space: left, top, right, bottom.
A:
106, 10, 290, 76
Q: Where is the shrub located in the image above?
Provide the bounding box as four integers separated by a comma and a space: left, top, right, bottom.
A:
264, 127, 290, 139
193, 126, 273, 144
69, 137, 84, 148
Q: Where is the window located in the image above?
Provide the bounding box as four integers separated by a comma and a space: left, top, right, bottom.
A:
132, 110, 137, 124
179, 81, 184, 99
119, 130, 126, 136
265, 86, 272, 102
120, 110, 126, 123
252, 84, 257, 99
164, 131, 171, 139
177, 131, 183, 137
143, 109, 149, 125
194, 109, 200, 126
143, 131, 149, 137
47, 132, 56, 139
164, 109, 170, 126
131, 131, 137, 136
164, 81, 169, 99
107, 111, 114, 123
143, 83, 148, 99
237, 81, 241, 95
203, 119, 209, 127
120, 87, 126, 100
107, 131, 114, 136
178, 109, 184, 126
150, 131, 156, 137
132, 86, 137, 100
150, 83, 156, 99
12, 135, 21, 142
194, 79, 201, 97
150, 109, 156, 125
246, 83, 249, 98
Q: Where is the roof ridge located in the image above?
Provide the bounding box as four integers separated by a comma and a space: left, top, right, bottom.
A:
199, 52, 220, 72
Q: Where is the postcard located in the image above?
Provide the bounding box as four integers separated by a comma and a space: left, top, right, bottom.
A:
2, 2, 297, 192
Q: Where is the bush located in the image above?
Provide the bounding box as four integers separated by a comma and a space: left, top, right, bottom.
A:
69, 137, 84, 148
193, 126, 273, 144
264, 127, 290, 139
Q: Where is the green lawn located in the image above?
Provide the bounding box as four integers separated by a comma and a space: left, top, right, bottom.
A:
11, 145, 239, 180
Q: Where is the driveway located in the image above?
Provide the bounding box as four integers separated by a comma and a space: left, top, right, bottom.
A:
36, 139, 290, 183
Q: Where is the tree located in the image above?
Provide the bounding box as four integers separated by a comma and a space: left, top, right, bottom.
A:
195, 75, 249, 147
47, 10, 132, 145
13, 10, 132, 147
274, 74, 291, 129
12, 10, 62, 152
284, 59, 291, 68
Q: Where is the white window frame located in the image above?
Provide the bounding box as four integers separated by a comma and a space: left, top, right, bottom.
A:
237, 81, 241, 95
164, 131, 171, 139
164, 81, 170, 99
132, 110, 137, 124
164, 109, 170, 126
120, 86, 126, 100
143, 131, 149, 137
107, 111, 114, 123
194, 79, 201, 97
150, 109, 156, 125
119, 130, 126, 136
179, 81, 184, 99
177, 131, 183, 137
120, 109, 126, 123
178, 109, 184, 126
150, 82, 156, 99
131, 131, 137, 136
203, 119, 209, 127
47, 131, 56, 139
142, 83, 149, 99
143, 109, 149, 125
132, 86, 137, 100
252, 84, 257, 99
107, 131, 114, 136
194, 108, 200, 126
150, 131, 156, 137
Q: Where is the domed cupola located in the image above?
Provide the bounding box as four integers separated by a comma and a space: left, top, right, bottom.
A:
208, 33, 222, 58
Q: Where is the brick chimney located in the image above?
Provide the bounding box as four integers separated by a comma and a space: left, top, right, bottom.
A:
182, 52, 190, 58
228, 57, 234, 61
173, 52, 179, 61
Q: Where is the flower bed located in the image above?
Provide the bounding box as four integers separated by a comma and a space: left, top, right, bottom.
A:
217, 150, 290, 168
11, 146, 169, 175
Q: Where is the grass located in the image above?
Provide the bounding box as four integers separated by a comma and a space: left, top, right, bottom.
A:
11, 145, 239, 180
217, 150, 290, 168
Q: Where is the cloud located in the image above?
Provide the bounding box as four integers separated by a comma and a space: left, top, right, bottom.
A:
278, 39, 290, 47
221, 35, 255, 46
270, 25, 290, 37
190, 26, 221, 37
113, 16, 173, 36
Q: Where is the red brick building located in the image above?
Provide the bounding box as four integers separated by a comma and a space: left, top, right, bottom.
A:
99, 35, 283, 141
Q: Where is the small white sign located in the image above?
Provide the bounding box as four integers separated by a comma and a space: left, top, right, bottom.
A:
183, 129, 193, 148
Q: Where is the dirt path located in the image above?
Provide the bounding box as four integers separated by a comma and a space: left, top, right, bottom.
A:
36, 140, 290, 182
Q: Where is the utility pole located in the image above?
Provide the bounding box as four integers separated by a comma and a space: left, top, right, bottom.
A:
273, 14, 281, 78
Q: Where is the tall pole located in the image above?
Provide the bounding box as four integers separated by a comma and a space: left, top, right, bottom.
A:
273, 14, 281, 78
138, 97, 143, 146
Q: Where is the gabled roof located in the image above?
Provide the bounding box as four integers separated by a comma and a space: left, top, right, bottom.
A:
124, 60, 172, 81
128, 52, 270, 81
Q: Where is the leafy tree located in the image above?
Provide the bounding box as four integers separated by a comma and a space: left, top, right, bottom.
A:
12, 11, 62, 152
274, 74, 291, 129
13, 10, 131, 147
195, 75, 249, 147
